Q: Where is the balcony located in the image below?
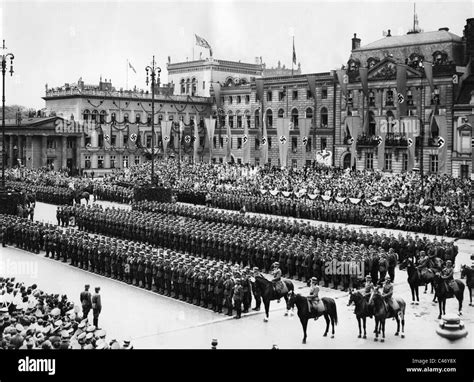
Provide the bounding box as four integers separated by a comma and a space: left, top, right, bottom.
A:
356, 134, 380, 147
385, 133, 409, 147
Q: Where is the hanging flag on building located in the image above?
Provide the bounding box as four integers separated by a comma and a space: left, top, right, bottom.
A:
337, 69, 348, 97
359, 67, 369, 98
193, 118, 200, 163
276, 117, 290, 167
260, 116, 269, 165
396, 64, 407, 117
205, 117, 216, 163
243, 116, 250, 164
424, 62, 434, 93
128, 61, 136, 74
195, 34, 213, 57
292, 36, 297, 65
225, 123, 232, 162
162, 120, 173, 157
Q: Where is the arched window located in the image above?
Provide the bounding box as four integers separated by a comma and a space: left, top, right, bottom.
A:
320, 107, 328, 128
291, 108, 299, 128
228, 111, 234, 128
91, 110, 98, 122
99, 110, 106, 124
123, 113, 129, 123
305, 107, 313, 119
266, 109, 273, 128
386, 110, 395, 133
180, 79, 185, 94
368, 111, 376, 136
111, 112, 116, 123
343, 153, 352, 169
278, 108, 284, 118
135, 113, 141, 124
191, 78, 197, 96
254, 109, 260, 129
83, 109, 90, 121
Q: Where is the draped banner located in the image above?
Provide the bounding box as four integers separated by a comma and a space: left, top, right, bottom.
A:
402, 116, 419, 171
256, 78, 264, 102
243, 118, 250, 164
193, 121, 200, 163
162, 121, 172, 156
424, 63, 435, 94
306, 75, 317, 99
128, 124, 138, 148
345, 116, 361, 168
260, 118, 269, 165
380, 200, 395, 208
396, 64, 407, 118
225, 124, 232, 163
213, 82, 222, 110
335, 197, 346, 203
282, 191, 291, 198
269, 189, 279, 196
299, 118, 311, 163
359, 67, 369, 98
434, 115, 447, 173
276, 118, 290, 167
205, 118, 216, 163
102, 124, 111, 149
337, 69, 348, 97
375, 116, 386, 170
349, 198, 361, 205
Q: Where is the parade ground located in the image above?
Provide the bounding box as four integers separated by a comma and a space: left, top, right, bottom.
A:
1, 201, 472, 349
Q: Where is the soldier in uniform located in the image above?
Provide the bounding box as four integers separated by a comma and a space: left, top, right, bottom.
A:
379, 275, 399, 316
241, 269, 251, 313
440, 260, 458, 293
233, 278, 244, 319
214, 270, 224, 313
223, 273, 234, 316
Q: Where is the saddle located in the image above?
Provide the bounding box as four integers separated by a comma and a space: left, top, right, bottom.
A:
273, 281, 288, 296
308, 299, 325, 316
444, 281, 458, 297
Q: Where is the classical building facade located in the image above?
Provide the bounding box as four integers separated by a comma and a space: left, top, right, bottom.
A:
28, 18, 472, 177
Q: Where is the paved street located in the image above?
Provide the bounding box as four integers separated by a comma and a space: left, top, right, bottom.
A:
1, 200, 470, 348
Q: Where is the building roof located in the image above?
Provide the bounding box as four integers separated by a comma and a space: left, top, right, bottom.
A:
3, 117, 57, 127
354, 30, 463, 52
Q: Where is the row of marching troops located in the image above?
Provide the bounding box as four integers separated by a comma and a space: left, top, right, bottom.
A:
6, 182, 75, 206
71, 204, 458, 289
131, 201, 459, 264
0, 214, 262, 318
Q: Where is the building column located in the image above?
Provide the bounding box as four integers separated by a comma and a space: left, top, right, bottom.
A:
41, 136, 48, 167
104, 153, 110, 169
25, 136, 33, 169
76, 137, 82, 171
17, 135, 24, 166
61, 136, 67, 169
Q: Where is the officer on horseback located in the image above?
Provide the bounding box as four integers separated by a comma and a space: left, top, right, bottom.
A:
308, 277, 322, 320
416, 251, 429, 277
363, 275, 374, 301
380, 275, 398, 316
440, 260, 458, 293
271, 262, 285, 302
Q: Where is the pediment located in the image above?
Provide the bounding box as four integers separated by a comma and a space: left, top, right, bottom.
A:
367, 57, 422, 81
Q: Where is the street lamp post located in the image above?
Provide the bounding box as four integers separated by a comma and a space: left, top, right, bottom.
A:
146, 56, 161, 185
1, 40, 14, 190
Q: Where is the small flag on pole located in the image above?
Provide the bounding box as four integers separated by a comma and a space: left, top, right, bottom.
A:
129, 61, 136, 74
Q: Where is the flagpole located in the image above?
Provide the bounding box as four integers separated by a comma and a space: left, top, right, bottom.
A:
292, 36, 294, 77
126, 59, 129, 91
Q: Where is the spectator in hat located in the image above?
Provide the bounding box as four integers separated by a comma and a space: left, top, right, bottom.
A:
91, 287, 102, 329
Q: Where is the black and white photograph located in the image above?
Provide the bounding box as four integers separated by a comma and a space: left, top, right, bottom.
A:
0, 0, 473, 379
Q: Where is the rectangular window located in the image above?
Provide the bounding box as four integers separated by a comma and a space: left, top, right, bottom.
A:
386, 90, 394, 106
322, 88, 328, 99
98, 134, 104, 148
110, 155, 116, 169
307, 90, 312, 99
199, 137, 204, 147
123, 155, 129, 169
384, 153, 392, 170
229, 96, 233, 105
237, 96, 241, 104
292, 159, 298, 168
146, 136, 152, 148
245, 95, 250, 104
246, 115, 251, 128
255, 138, 260, 150
430, 154, 439, 173
321, 137, 327, 150
229, 116, 234, 128
47, 137, 56, 149
85, 136, 91, 147
366, 153, 374, 170
237, 115, 242, 128
292, 90, 298, 100
402, 153, 408, 171
98, 155, 104, 169
219, 137, 224, 148
213, 136, 217, 149
111, 135, 116, 146
268, 137, 272, 148
267, 91, 272, 102
306, 137, 312, 152
85, 156, 91, 169
123, 135, 128, 146
66, 138, 74, 149
212, 157, 216, 163
292, 137, 297, 152
237, 137, 242, 149
279, 91, 285, 101
219, 157, 223, 163
202, 81, 205, 90
135, 156, 140, 165
237, 158, 242, 165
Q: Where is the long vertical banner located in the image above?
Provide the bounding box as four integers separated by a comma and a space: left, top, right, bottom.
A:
225, 123, 232, 162
345, 116, 360, 168
261, 118, 268, 165
243, 117, 250, 164
276, 118, 290, 167
193, 120, 200, 163
375, 116, 386, 170
401, 116, 419, 172
128, 124, 138, 148
299, 118, 311, 164
396, 64, 407, 118
162, 120, 172, 157
434, 115, 447, 173
205, 117, 216, 163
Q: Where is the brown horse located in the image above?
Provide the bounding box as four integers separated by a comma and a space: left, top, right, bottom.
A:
460, 265, 474, 306
433, 273, 465, 319
368, 290, 406, 342
288, 291, 338, 344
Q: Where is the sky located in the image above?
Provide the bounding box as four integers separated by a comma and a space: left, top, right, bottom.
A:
1, 0, 473, 109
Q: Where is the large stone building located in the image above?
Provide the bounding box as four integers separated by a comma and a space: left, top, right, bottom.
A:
10, 17, 472, 177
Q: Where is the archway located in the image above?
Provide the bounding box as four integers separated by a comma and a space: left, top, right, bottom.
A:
342, 153, 352, 169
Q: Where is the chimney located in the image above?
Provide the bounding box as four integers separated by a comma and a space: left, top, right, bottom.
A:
387, 29, 392, 37
352, 33, 361, 50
